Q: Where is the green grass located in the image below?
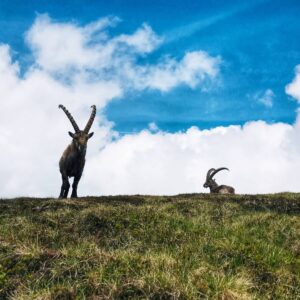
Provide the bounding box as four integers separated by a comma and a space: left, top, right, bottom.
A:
0, 193, 299, 299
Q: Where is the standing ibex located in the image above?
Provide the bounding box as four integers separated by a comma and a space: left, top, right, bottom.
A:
203, 167, 235, 194
58, 104, 96, 198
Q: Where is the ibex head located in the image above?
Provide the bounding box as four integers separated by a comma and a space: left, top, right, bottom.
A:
59, 104, 96, 152
203, 167, 229, 188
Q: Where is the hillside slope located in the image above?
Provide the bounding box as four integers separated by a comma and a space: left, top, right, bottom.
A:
0, 194, 299, 299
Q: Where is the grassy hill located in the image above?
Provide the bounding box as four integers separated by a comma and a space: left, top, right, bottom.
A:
0, 194, 299, 299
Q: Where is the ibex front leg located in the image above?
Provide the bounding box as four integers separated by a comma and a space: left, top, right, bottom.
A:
59, 173, 70, 199
71, 174, 82, 198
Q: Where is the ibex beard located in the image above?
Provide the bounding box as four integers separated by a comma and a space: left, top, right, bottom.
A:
58, 104, 96, 199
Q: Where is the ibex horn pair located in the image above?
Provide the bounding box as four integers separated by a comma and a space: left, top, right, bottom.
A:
58, 104, 96, 133
206, 167, 229, 181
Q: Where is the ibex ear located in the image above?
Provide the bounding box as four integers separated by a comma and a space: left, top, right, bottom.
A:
88, 132, 94, 139
68, 131, 75, 138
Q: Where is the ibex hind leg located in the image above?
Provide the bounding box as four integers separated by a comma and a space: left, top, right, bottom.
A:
71, 174, 81, 198
59, 174, 70, 199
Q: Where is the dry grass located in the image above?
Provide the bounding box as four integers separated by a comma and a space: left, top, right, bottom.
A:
0, 193, 299, 299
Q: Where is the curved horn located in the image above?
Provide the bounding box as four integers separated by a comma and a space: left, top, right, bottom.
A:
59, 104, 80, 133
209, 167, 229, 180
206, 168, 215, 181
84, 105, 96, 133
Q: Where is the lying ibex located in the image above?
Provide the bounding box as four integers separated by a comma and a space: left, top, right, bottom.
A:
58, 104, 96, 198
203, 167, 235, 194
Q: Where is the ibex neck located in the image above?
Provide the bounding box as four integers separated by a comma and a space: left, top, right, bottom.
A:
71, 141, 86, 157
209, 181, 219, 193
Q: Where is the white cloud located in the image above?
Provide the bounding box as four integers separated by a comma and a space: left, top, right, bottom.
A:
26, 15, 124, 73
286, 65, 300, 103
115, 23, 162, 54
1, 15, 300, 198
25, 14, 220, 92
256, 89, 275, 108
135, 51, 221, 92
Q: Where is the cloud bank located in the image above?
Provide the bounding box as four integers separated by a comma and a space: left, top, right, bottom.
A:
84, 121, 300, 195
0, 15, 300, 197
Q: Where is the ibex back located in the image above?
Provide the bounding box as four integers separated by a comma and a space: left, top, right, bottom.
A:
58, 105, 96, 198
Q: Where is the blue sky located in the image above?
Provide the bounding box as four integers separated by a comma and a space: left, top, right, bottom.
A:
1, 0, 300, 133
